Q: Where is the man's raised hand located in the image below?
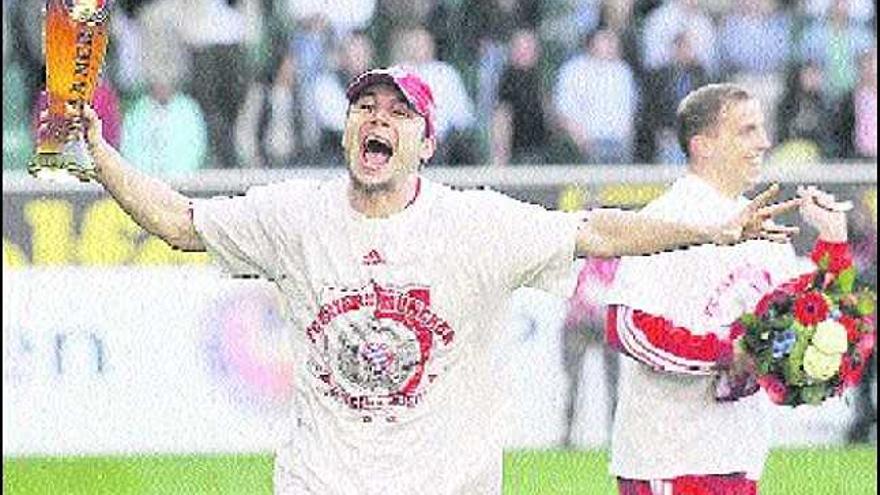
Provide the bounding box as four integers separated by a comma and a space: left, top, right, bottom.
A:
715, 184, 803, 245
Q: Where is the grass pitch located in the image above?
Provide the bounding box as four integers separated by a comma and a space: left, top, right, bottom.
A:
3, 447, 876, 494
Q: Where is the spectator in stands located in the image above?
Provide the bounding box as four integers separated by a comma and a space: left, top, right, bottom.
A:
539, 0, 604, 62
459, 0, 520, 144
641, 0, 718, 76
236, 48, 304, 169
775, 60, 839, 158
273, 13, 329, 157
640, 31, 710, 164
369, 0, 437, 67
718, 0, 792, 78
286, 13, 332, 86
180, 0, 252, 169
138, 0, 191, 107
121, 74, 208, 176
554, 28, 638, 164
283, 0, 376, 39
799, 0, 874, 100
458, 0, 535, 60
835, 46, 877, 159
109, 1, 150, 101
428, 0, 465, 64
234, 9, 296, 169
491, 28, 550, 166
606, 0, 652, 163
311, 31, 375, 165
390, 27, 480, 165
601, 0, 646, 78
283, 0, 376, 131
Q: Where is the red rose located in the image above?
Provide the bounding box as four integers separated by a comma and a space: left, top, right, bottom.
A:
754, 296, 772, 317
784, 273, 815, 293
839, 355, 865, 389
794, 291, 829, 326
839, 316, 860, 343
729, 321, 746, 340
757, 374, 788, 405
857, 333, 876, 362
755, 290, 789, 317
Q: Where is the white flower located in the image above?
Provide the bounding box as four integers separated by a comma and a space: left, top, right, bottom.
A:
802, 345, 841, 381
812, 319, 848, 354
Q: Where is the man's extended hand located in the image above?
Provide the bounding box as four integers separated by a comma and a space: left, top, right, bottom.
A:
797, 185, 850, 243
714, 184, 803, 245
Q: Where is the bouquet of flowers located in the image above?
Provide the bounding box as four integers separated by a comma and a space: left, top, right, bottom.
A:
734, 254, 877, 406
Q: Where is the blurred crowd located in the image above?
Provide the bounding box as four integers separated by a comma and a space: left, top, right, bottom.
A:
2, 0, 877, 172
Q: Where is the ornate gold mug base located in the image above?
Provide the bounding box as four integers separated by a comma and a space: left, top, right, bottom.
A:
28, 140, 97, 183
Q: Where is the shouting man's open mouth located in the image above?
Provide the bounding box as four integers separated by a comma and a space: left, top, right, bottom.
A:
361, 135, 394, 173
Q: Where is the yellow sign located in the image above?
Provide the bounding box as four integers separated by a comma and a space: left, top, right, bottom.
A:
3, 198, 209, 267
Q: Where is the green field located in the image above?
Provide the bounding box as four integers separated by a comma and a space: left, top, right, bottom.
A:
4, 447, 876, 494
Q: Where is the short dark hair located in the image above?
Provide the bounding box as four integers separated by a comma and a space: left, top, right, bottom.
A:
676, 84, 753, 158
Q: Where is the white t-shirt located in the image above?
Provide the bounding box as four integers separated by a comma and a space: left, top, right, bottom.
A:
604, 174, 813, 481
192, 176, 580, 494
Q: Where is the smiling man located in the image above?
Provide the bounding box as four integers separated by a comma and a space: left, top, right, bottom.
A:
68, 67, 801, 494
603, 83, 854, 495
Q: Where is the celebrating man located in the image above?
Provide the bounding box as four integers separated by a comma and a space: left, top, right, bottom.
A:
604, 83, 854, 495
63, 68, 797, 494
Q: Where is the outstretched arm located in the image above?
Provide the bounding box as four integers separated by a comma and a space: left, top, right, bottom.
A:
78, 105, 204, 252
575, 184, 801, 258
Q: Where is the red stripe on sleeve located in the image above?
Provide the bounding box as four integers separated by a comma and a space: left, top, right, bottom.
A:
607, 305, 732, 373
629, 310, 732, 363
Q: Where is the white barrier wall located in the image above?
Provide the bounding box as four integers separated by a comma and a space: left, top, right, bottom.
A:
2, 267, 292, 455
1, 266, 864, 456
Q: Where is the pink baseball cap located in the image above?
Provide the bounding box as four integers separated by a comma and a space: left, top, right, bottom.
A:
345, 66, 436, 139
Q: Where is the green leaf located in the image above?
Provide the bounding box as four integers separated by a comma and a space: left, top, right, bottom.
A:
791, 322, 813, 340
835, 267, 857, 295
740, 313, 758, 328
817, 253, 831, 272
772, 315, 794, 330
784, 325, 810, 386
800, 384, 827, 405
857, 292, 876, 316
784, 360, 805, 386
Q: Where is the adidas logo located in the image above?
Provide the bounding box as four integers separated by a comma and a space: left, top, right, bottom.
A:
362, 249, 385, 265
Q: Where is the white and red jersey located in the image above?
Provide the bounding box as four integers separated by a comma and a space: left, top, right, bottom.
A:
602, 174, 823, 481
192, 176, 581, 494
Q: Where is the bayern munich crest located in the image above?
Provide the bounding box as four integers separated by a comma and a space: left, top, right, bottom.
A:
334, 317, 425, 396
305, 282, 456, 418
63, 0, 111, 24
